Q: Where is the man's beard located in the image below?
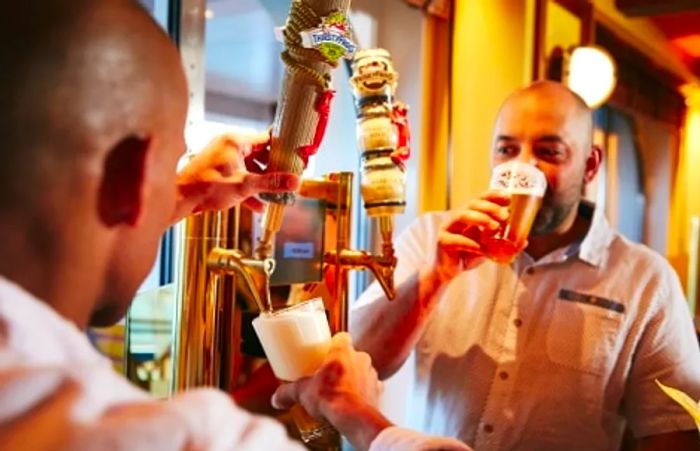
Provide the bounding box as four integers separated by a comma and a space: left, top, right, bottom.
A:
530, 191, 578, 236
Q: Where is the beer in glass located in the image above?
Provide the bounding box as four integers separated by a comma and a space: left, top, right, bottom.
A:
482, 161, 547, 263
252, 298, 339, 445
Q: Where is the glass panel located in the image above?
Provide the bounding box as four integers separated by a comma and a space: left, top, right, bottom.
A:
205, 1, 280, 128
595, 107, 645, 243
138, 0, 170, 30
545, 0, 581, 58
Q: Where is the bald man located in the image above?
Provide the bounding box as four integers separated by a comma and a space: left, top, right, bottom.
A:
0, 1, 474, 450
352, 81, 700, 450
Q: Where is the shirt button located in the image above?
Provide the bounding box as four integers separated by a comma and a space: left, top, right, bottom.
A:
499, 371, 509, 380
483, 424, 494, 433
526, 267, 535, 275
513, 318, 523, 327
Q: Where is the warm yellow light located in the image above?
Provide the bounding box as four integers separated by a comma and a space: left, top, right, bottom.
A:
566, 46, 617, 109
682, 84, 700, 109
205, 8, 215, 20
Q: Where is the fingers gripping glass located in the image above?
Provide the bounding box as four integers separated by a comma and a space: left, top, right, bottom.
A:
252, 298, 339, 446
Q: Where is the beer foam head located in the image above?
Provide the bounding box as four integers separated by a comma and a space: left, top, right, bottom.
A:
252, 298, 331, 381
489, 161, 547, 197
255, 307, 331, 345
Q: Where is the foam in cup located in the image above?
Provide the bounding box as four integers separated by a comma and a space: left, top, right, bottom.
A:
252, 299, 331, 382
489, 160, 547, 197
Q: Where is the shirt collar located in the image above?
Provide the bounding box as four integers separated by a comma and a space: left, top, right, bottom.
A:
576, 201, 615, 268
518, 201, 615, 269
0, 275, 86, 342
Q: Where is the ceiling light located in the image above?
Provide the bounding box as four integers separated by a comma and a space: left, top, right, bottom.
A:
565, 46, 617, 109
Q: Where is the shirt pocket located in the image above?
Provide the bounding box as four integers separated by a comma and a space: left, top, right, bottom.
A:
546, 290, 624, 376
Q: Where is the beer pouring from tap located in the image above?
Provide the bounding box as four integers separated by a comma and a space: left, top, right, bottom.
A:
207, 248, 276, 312
252, 298, 339, 445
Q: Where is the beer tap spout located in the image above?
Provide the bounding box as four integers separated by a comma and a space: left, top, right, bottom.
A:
207, 248, 276, 312
328, 248, 397, 300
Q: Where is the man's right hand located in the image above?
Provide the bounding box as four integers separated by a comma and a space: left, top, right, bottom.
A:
173, 133, 299, 222
433, 190, 510, 284
271, 333, 382, 420
271, 333, 391, 451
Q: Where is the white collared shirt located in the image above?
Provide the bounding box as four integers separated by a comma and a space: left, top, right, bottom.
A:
354, 204, 700, 451
0, 276, 469, 451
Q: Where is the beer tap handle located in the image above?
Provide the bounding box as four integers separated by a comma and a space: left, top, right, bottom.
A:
255, 0, 356, 259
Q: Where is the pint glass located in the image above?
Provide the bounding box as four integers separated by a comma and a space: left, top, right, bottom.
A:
482, 161, 547, 263
252, 299, 339, 446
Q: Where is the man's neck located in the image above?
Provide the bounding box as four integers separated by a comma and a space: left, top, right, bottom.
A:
0, 218, 95, 329
526, 203, 592, 261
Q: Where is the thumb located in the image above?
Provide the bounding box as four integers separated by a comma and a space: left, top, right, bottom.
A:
330, 332, 353, 349
271, 378, 309, 410
217, 131, 270, 158
240, 130, 271, 146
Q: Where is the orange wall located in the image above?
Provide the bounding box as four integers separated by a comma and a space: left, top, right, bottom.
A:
594, 0, 697, 84
669, 87, 700, 290
546, 0, 581, 54
449, 0, 535, 208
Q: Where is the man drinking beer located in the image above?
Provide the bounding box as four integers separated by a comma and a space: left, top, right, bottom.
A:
352, 81, 700, 450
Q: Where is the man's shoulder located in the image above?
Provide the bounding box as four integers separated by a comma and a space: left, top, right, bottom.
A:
403, 211, 450, 238
609, 232, 676, 273
396, 210, 456, 254
606, 231, 682, 298
0, 277, 106, 369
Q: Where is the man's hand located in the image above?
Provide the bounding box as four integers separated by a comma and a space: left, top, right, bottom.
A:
272, 333, 391, 450
433, 190, 510, 284
172, 133, 299, 222
271, 333, 381, 418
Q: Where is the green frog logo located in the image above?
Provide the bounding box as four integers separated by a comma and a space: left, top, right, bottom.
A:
300, 11, 356, 63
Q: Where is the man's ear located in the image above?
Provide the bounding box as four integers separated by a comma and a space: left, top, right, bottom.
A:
584, 144, 603, 184
98, 135, 152, 227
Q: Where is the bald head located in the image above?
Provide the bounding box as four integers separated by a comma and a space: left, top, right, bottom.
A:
497, 81, 594, 155
0, 0, 190, 327
506, 80, 591, 112
0, 0, 186, 208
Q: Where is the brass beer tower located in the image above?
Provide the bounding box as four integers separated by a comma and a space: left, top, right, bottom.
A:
169, 0, 409, 448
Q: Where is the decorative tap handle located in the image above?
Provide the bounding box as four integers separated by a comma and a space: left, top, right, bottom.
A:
390, 102, 411, 166
349, 48, 410, 218
256, 0, 356, 258
261, 0, 355, 199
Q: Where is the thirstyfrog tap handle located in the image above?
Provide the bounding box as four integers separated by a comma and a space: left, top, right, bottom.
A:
247, 0, 356, 259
